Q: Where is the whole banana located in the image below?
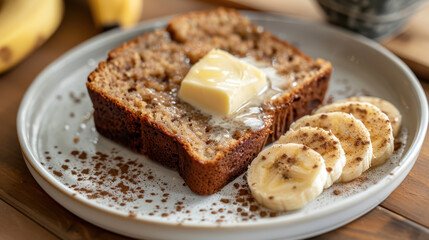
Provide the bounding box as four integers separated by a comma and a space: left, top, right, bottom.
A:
88, 0, 143, 30
0, 0, 64, 73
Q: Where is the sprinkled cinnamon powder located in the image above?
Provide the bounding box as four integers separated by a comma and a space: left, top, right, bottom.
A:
38, 111, 407, 225
333, 190, 341, 195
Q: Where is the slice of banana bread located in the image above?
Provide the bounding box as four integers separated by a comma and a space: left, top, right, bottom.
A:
87, 8, 332, 195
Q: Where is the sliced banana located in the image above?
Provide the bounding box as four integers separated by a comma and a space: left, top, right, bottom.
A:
247, 143, 327, 211
340, 96, 402, 137
276, 127, 346, 188
290, 112, 372, 182
315, 102, 394, 167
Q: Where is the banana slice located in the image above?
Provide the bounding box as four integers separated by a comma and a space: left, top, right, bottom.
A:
290, 112, 372, 182
276, 127, 346, 188
247, 143, 327, 211
315, 102, 394, 167
340, 96, 402, 137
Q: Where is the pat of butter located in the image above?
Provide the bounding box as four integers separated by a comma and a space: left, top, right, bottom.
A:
178, 49, 267, 116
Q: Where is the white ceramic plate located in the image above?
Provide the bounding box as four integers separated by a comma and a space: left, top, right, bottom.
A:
17, 12, 428, 240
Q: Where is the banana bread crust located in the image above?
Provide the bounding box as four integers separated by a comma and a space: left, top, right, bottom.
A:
87, 8, 332, 195
88, 71, 329, 195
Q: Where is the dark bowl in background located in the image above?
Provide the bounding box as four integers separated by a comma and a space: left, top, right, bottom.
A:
317, 0, 427, 41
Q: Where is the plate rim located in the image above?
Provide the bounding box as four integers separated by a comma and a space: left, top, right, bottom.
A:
17, 10, 429, 230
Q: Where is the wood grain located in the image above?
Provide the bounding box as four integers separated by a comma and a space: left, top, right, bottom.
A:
314, 206, 429, 240
380, 81, 429, 228
0, 0, 428, 239
0, 200, 58, 240
384, 5, 429, 80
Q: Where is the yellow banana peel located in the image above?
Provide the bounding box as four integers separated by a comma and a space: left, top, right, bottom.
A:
0, 0, 64, 73
88, 0, 143, 30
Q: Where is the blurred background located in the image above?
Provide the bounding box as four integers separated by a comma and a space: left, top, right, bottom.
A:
0, 0, 428, 79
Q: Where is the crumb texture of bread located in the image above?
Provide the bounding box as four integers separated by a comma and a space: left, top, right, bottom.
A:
87, 8, 332, 195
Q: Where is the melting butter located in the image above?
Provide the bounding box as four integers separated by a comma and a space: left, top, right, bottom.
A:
179, 49, 294, 139
178, 49, 267, 116
205, 55, 290, 139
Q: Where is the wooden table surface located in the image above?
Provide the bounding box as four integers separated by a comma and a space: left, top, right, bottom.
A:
0, 0, 428, 239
